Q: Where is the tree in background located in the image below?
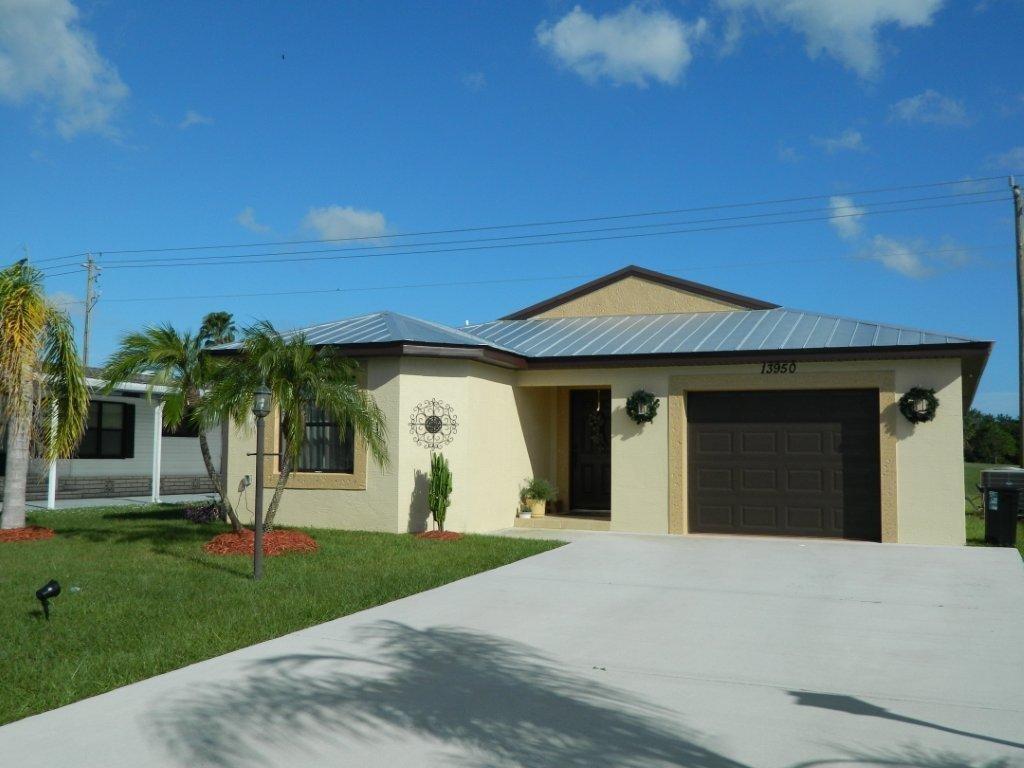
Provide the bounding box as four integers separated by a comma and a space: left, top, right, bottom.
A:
0, 262, 89, 529
964, 408, 1020, 465
102, 313, 243, 531
202, 320, 389, 530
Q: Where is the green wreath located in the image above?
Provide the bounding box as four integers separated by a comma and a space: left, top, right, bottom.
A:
898, 387, 939, 424
626, 389, 660, 424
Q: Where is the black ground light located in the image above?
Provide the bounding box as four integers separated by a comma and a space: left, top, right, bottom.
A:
35, 579, 61, 620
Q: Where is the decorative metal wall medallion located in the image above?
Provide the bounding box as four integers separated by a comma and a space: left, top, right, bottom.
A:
409, 398, 458, 449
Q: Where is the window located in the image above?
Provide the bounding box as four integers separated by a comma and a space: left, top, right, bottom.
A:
284, 404, 354, 473
162, 408, 201, 438
77, 401, 135, 459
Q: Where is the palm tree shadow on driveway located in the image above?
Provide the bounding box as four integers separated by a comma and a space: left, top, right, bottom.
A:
149, 621, 751, 768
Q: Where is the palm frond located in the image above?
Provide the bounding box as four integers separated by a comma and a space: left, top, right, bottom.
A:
38, 305, 90, 459
0, 263, 47, 422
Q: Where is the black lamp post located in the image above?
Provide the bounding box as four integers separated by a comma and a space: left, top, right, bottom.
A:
252, 383, 272, 581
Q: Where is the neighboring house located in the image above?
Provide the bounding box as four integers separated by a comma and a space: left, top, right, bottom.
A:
0, 368, 222, 504
220, 266, 990, 545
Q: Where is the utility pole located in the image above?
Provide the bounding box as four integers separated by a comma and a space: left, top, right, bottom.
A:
82, 254, 99, 367
1011, 177, 1024, 468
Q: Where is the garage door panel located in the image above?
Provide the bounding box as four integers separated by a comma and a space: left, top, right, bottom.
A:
687, 390, 880, 541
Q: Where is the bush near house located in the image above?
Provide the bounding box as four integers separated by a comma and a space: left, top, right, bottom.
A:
964, 409, 1020, 465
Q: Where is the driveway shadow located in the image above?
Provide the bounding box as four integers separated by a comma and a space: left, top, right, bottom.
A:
149, 621, 751, 768
789, 692, 1024, 752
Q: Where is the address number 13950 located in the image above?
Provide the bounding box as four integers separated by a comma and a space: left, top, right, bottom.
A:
761, 361, 797, 374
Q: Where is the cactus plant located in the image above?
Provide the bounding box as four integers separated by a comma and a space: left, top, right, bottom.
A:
428, 452, 453, 532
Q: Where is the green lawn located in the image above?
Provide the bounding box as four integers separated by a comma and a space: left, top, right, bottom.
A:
0, 505, 561, 725
964, 461, 1024, 557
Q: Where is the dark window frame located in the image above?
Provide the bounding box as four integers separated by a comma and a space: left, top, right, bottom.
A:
281, 405, 355, 474
77, 401, 135, 459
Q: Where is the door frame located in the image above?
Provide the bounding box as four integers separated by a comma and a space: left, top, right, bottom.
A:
667, 371, 898, 541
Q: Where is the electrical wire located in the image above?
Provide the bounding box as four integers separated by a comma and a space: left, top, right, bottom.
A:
90, 196, 1009, 272
24, 173, 1010, 265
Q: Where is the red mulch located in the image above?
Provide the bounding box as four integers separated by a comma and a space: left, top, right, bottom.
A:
416, 530, 463, 541
203, 530, 318, 557
0, 526, 55, 543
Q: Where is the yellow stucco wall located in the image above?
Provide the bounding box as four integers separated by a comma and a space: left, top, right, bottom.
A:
531, 275, 741, 317
225, 355, 967, 545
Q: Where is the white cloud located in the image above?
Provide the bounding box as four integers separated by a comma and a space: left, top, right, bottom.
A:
47, 290, 83, 318
461, 71, 486, 91
989, 146, 1024, 170
812, 128, 867, 154
235, 206, 271, 234
535, 4, 707, 87
0, 0, 129, 138
716, 0, 944, 78
860, 235, 931, 278
828, 196, 866, 239
302, 205, 388, 240
889, 89, 968, 126
776, 143, 800, 162
179, 109, 213, 129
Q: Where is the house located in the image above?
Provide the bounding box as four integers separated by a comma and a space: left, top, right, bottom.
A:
221, 266, 990, 545
0, 368, 222, 506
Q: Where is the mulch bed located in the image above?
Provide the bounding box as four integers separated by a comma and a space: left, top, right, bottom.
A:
203, 530, 318, 557
0, 526, 55, 543
416, 530, 464, 541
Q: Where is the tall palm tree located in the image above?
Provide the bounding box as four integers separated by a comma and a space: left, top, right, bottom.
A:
203, 320, 388, 529
102, 314, 243, 532
0, 262, 90, 530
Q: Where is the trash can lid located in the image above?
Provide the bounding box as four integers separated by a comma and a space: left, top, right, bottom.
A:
980, 467, 1024, 489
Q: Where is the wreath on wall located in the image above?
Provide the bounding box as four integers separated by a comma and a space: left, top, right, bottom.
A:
626, 389, 660, 425
898, 387, 939, 424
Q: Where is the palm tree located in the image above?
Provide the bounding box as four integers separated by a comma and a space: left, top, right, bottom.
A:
102, 314, 243, 532
0, 262, 90, 530
203, 320, 388, 530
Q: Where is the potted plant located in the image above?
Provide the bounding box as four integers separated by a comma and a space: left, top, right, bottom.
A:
520, 477, 557, 518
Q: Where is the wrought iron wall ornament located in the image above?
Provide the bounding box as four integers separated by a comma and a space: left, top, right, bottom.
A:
409, 398, 459, 448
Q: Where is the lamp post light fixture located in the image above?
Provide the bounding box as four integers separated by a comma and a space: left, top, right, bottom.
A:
35, 579, 61, 621
252, 383, 272, 581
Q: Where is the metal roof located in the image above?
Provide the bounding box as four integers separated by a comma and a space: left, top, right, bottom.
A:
463, 308, 981, 358
211, 311, 510, 351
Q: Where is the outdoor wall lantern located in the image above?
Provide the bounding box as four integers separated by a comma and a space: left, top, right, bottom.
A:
626, 389, 660, 425
35, 579, 61, 621
897, 387, 939, 424
251, 383, 272, 580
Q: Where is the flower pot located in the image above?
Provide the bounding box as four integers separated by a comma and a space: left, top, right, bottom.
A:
526, 498, 546, 518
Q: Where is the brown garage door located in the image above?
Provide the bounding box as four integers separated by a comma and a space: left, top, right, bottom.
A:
687, 390, 880, 541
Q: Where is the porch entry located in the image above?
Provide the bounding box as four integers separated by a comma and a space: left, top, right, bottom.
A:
569, 389, 611, 513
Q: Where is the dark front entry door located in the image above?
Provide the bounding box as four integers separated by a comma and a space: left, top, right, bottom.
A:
570, 389, 611, 512
687, 389, 881, 541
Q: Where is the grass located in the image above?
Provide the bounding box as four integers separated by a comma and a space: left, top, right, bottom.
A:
0, 504, 561, 726
964, 461, 1024, 558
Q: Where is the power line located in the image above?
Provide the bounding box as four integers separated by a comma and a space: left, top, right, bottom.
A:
91, 196, 1009, 272
91, 188, 1004, 269
65, 245, 1010, 305
26, 174, 1009, 264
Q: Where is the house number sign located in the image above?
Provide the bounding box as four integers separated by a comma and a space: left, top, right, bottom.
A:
760, 361, 797, 374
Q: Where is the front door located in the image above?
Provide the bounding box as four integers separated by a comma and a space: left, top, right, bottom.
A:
570, 389, 611, 512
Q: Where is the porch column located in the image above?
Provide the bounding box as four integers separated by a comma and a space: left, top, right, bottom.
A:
46, 405, 57, 509
151, 401, 164, 503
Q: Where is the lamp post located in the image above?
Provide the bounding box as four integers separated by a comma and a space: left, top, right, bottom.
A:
252, 384, 272, 581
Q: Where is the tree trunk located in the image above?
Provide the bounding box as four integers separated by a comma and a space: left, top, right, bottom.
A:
262, 456, 290, 531
1, 376, 34, 530
198, 430, 242, 533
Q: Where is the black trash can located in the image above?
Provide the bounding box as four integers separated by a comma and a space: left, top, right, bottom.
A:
980, 468, 1024, 547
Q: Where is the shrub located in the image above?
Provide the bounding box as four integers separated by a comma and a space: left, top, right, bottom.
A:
520, 477, 558, 502
183, 502, 220, 524
428, 452, 453, 532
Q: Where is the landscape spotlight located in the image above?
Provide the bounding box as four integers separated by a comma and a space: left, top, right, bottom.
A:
35, 579, 61, 621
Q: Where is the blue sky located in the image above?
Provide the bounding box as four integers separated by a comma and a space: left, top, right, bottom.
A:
2, 0, 1023, 413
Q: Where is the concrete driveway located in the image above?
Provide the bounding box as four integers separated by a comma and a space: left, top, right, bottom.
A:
2, 532, 1023, 767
